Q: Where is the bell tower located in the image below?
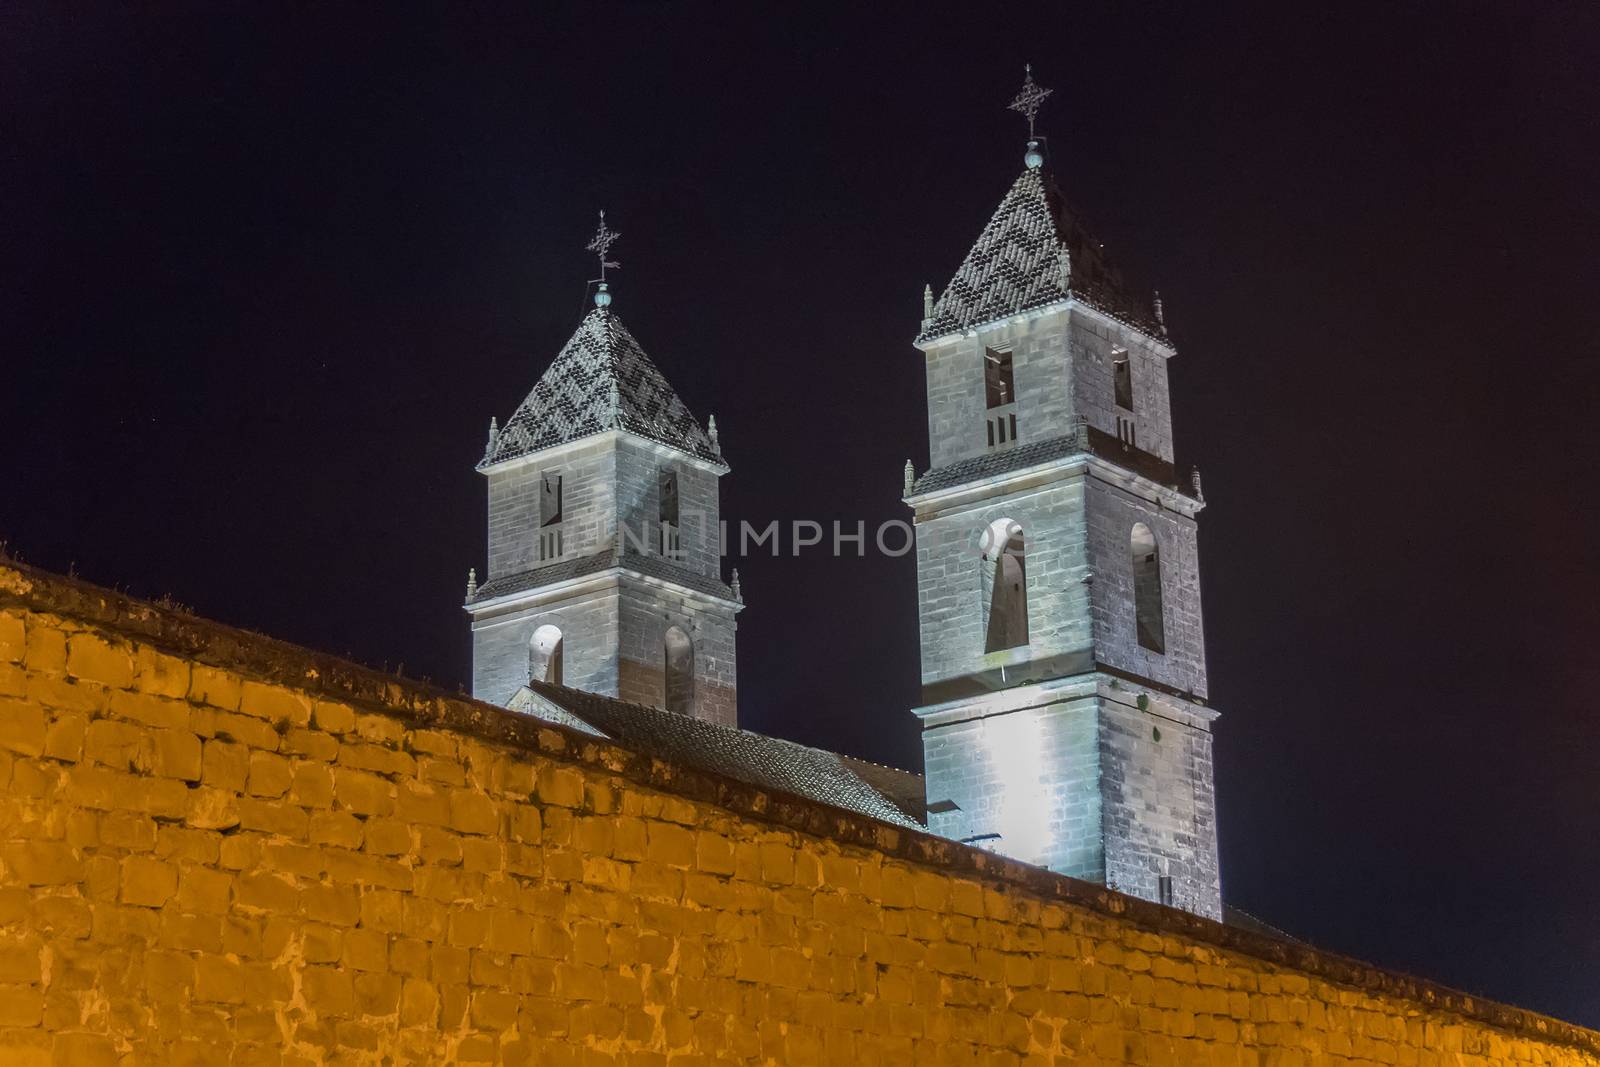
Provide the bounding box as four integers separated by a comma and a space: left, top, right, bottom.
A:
466, 214, 741, 725
907, 71, 1221, 918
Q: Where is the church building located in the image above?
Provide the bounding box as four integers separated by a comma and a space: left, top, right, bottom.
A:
466, 71, 1222, 921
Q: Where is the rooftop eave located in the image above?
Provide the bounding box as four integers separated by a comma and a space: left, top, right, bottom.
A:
476, 428, 729, 477
913, 295, 1176, 355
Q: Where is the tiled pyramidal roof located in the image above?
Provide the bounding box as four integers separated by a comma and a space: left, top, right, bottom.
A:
480, 306, 722, 469
917, 164, 1164, 344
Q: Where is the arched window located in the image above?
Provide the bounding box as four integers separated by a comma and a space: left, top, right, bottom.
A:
1131, 523, 1166, 654
664, 626, 694, 715
981, 518, 1029, 652
529, 624, 564, 685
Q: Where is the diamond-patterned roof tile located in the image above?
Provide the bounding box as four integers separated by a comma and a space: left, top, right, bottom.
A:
481, 307, 721, 469
917, 165, 1164, 344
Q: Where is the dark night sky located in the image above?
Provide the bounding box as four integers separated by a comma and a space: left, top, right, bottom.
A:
5, 2, 1598, 1028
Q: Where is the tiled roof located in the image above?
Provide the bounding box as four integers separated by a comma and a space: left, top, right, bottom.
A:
618, 551, 738, 601
469, 549, 735, 605
912, 434, 1081, 494
1222, 905, 1304, 943
910, 427, 1186, 496
481, 307, 722, 469
917, 165, 1164, 344
512, 683, 927, 828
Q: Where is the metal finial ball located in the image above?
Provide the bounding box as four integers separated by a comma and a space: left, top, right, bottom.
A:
1024, 140, 1044, 169
594, 282, 612, 308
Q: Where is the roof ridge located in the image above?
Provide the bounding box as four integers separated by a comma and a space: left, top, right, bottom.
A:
596, 308, 625, 427
835, 751, 921, 778
532, 681, 876, 762
521, 682, 925, 828
524, 683, 924, 808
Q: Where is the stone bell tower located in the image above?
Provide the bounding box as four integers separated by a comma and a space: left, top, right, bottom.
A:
465, 214, 741, 725
906, 71, 1221, 918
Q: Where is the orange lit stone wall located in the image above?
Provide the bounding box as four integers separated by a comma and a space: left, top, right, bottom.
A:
0, 560, 1594, 1065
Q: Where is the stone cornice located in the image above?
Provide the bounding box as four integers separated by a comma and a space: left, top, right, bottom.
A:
467, 563, 741, 619
908, 452, 1202, 521
477, 429, 730, 479
913, 660, 1216, 728
913, 297, 1177, 357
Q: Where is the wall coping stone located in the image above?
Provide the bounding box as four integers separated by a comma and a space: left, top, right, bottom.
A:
1, 556, 1594, 1056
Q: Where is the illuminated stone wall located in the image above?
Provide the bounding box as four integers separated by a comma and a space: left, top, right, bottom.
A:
471, 577, 738, 728
0, 561, 1594, 1064
1083, 474, 1209, 698
921, 691, 1104, 881
911, 298, 1216, 915
612, 436, 723, 580
918, 677, 1220, 921
612, 581, 738, 729
1097, 685, 1220, 916
484, 437, 616, 582
473, 431, 737, 724
471, 585, 623, 708
911, 473, 1093, 689
1065, 309, 1176, 464
916, 307, 1175, 474
918, 313, 1075, 469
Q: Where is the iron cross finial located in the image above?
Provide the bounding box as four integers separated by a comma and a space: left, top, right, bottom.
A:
586, 210, 621, 283
1008, 63, 1053, 139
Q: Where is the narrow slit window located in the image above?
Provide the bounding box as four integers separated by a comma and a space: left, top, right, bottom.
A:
539, 472, 564, 561
1113, 350, 1133, 410
540, 473, 563, 526
658, 470, 681, 560
1158, 875, 1174, 906
984, 347, 1015, 409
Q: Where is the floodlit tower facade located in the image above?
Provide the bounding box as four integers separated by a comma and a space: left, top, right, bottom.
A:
466, 238, 740, 725
907, 74, 1221, 917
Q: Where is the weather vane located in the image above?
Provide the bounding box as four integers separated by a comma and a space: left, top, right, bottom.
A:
586, 210, 621, 283
1007, 63, 1052, 139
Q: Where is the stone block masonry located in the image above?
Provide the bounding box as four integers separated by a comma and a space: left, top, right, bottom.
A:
473, 428, 738, 725
0, 558, 1595, 1065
